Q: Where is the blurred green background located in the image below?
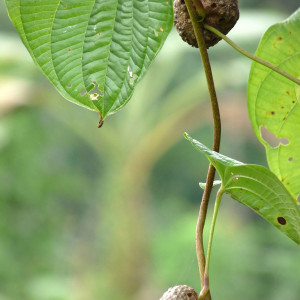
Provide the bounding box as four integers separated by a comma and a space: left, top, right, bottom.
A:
0, 1, 300, 300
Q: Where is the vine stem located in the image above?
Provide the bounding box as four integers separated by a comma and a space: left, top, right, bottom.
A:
199, 188, 223, 299
183, 1, 221, 300
191, 0, 206, 19
204, 24, 300, 86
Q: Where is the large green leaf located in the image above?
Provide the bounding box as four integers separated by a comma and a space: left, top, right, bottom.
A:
5, 0, 173, 119
247, 9, 300, 201
185, 133, 300, 245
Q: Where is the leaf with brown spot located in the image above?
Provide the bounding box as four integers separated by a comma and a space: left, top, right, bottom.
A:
248, 9, 300, 201
185, 133, 300, 245
277, 217, 287, 225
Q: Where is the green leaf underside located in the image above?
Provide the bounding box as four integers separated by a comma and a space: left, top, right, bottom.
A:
5, 0, 173, 118
185, 133, 300, 245
199, 180, 222, 190
247, 9, 300, 200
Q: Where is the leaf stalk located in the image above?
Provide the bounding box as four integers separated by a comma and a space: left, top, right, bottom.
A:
204, 188, 223, 274
199, 188, 223, 299
204, 24, 300, 86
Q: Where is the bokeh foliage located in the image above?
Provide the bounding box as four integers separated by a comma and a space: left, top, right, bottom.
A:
0, 1, 300, 300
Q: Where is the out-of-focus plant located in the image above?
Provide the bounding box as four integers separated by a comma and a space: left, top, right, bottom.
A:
4, 1, 300, 300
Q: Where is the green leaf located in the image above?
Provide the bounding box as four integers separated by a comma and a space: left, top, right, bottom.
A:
199, 180, 222, 190
5, 0, 173, 119
185, 133, 300, 245
247, 9, 300, 201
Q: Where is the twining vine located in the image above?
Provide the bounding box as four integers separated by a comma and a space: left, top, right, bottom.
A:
182, 1, 220, 299
5, 1, 300, 299
174, 1, 300, 299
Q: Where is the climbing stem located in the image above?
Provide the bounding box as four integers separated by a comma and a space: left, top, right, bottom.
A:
204, 24, 300, 86
191, 0, 206, 19
184, 1, 221, 299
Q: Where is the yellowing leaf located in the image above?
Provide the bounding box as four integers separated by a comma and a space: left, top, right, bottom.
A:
247, 9, 300, 201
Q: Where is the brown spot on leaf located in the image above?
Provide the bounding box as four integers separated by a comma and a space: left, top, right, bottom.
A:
281, 106, 284, 109
277, 36, 283, 41
95, 33, 101, 39
286, 91, 290, 95
292, 100, 296, 104
271, 111, 275, 115
277, 217, 286, 225
68, 48, 72, 52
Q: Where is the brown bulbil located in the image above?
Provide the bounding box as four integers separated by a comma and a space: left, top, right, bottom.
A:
174, 0, 239, 48
160, 285, 198, 300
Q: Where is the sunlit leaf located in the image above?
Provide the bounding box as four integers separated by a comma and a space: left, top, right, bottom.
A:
247, 9, 300, 201
185, 133, 300, 245
5, 0, 173, 119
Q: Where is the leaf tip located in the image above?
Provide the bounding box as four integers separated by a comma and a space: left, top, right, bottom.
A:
97, 112, 104, 128
199, 180, 222, 190
199, 182, 206, 190
183, 132, 190, 140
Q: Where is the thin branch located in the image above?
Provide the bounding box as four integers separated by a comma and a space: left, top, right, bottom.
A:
183, 1, 221, 300
204, 24, 300, 86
